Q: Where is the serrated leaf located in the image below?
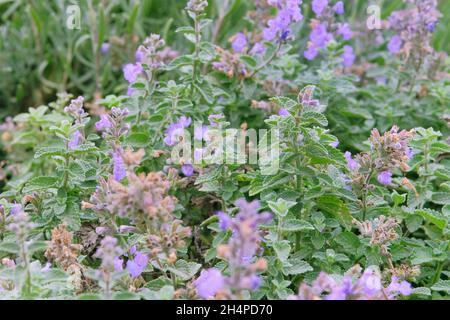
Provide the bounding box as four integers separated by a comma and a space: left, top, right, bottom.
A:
166, 260, 201, 281
283, 259, 313, 275
34, 146, 65, 159
281, 219, 314, 232
23, 176, 59, 192
431, 192, 450, 205
302, 111, 328, 126
415, 209, 447, 230
431, 280, 450, 293
0, 241, 20, 254
273, 240, 291, 262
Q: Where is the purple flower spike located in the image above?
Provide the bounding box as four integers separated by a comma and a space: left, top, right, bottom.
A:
113, 150, 127, 181
278, 108, 290, 117
194, 268, 225, 299
95, 114, 112, 131
334, 1, 344, 14
123, 63, 143, 83
330, 141, 339, 148
114, 257, 124, 271
126, 252, 149, 278
216, 211, 231, 231
101, 42, 110, 55
68, 130, 82, 149
342, 45, 355, 67
337, 23, 353, 40
231, 32, 247, 53
344, 151, 360, 171
10, 203, 23, 216
377, 171, 392, 185
387, 35, 402, 54
312, 0, 328, 16
387, 277, 412, 296
181, 164, 194, 177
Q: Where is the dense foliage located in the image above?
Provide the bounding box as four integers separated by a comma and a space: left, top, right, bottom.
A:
0, 0, 449, 300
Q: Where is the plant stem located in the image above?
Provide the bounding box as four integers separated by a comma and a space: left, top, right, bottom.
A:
190, 15, 201, 96
249, 41, 283, 78
20, 240, 31, 296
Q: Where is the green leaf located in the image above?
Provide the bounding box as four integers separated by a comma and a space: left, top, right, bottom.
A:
78, 294, 103, 300
166, 55, 193, 70
415, 209, 447, 230
158, 285, 175, 300
302, 111, 328, 126
166, 260, 201, 281
431, 280, 450, 293
0, 241, 20, 254
391, 190, 407, 206
280, 219, 314, 232
267, 198, 297, 217
316, 195, 353, 229
34, 146, 65, 159
27, 241, 48, 255
334, 231, 361, 252
126, 133, 149, 148
113, 292, 141, 300
23, 176, 59, 192
283, 258, 313, 275
431, 192, 450, 205
273, 240, 291, 262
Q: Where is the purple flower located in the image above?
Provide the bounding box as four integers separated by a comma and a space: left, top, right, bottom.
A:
333, 1, 344, 14
359, 270, 382, 296
194, 268, 225, 299
427, 22, 437, 32
217, 211, 231, 231
278, 108, 290, 117
101, 42, 110, 55
387, 277, 412, 296
312, 0, 328, 16
95, 114, 112, 131
194, 125, 209, 141
263, 0, 303, 41
68, 130, 82, 149
127, 86, 136, 96
135, 49, 144, 63
113, 150, 127, 181
95, 227, 108, 235
123, 63, 143, 83
181, 164, 194, 177
342, 45, 355, 67
344, 151, 359, 171
178, 116, 192, 128
231, 32, 247, 53
377, 171, 392, 185
406, 148, 414, 160
126, 252, 148, 278
249, 42, 266, 55
114, 257, 124, 271
194, 148, 204, 162
337, 23, 353, 40
304, 44, 318, 60
10, 203, 23, 215
41, 262, 51, 273
387, 35, 402, 54
330, 140, 339, 148
208, 114, 224, 126
310, 24, 333, 48
164, 117, 192, 146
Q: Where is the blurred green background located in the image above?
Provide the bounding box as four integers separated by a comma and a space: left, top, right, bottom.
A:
0, 0, 449, 118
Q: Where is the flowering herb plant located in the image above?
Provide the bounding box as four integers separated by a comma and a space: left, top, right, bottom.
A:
0, 0, 449, 300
